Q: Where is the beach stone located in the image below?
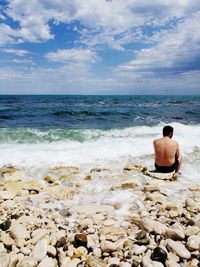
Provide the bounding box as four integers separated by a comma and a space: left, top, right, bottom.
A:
0, 219, 11, 231
152, 262, 164, 267
188, 259, 199, 267
184, 226, 200, 236
21, 258, 37, 267
52, 165, 80, 174
165, 228, 185, 240
143, 184, 160, 192
79, 218, 94, 227
1, 166, 25, 181
119, 263, 131, 267
21, 246, 31, 256
167, 239, 191, 259
166, 252, 180, 267
70, 204, 114, 215
142, 250, 154, 267
85, 255, 106, 267
133, 244, 147, 255
74, 246, 88, 259
90, 167, 110, 173
93, 247, 102, 257
44, 175, 56, 184
38, 257, 57, 267
31, 228, 47, 245
47, 245, 57, 257
67, 258, 81, 267
0, 253, 9, 267
46, 185, 76, 199
74, 233, 87, 248
22, 179, 44, 193
9, 221, 30, 243
0, 243, 6, 253
31, 238, 48, 262
0, 191, 14, 200
112, 180, 139, 190
151, 247, 167, 265
8, 253, 19, 267
185, 198, 198, 210
140, 218, 168, 234
145, 192, 166, 203
100, 240, 117, 253
0, 232, 14, 247
123, 163, 146, 172
56, 237, 67, 248
186, 235, 200, 251
103, 219, 116, 227
99, 226, 127, 241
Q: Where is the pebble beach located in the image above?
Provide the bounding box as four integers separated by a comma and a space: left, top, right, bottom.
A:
0, 163, 200, 267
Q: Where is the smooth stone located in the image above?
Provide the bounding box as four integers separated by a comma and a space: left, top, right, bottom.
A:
184, 226, 200, 236
101, 240, 117, 253
108, 257, 120, 265
186, 235, 200, 251
0, 243, 6, 253
165, 229, 185, 240
0, 253, 9, 267
74, 246, 88, 259
123, 163, 145, 172
67, 258, 81, 267
52, 165, 80, 173
56, 237, 67, 248
93, 247, 102, 257
119, 263, 132, 267
0, 232, 14, 247
85, 255, 106, 267
140, 218, 167, 235
31, 239, 48, 262
8, 253, 19, 267
152, 262, 164, 267
151, 247, 167, 264
0, 219, 11, 231
145, 192, 166, 203
20, 258, 38, 267
38, 257, 57, 267
47, 245, 57, 257
74, 233, 87, 248
21, 247, 31, 256
31, 229, 47, 245
185, 198, 198, 210
166, 252, 180, 267
10, 221, 30, 241
167, 239, 191, 259
133, 244, 147, 255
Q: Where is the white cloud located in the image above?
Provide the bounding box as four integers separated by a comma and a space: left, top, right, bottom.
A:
46, 48, 99, 63
118, 12, 200, 76
2, 0, 200, 47
0, 48, 30, 56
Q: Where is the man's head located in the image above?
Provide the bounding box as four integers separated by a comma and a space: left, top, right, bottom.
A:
163, 125, 173, 138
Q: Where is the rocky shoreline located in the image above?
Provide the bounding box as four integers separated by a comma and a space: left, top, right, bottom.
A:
0, 164, 200, 267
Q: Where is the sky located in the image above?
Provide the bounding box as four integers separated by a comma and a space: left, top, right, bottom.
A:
0, 0, 200, 95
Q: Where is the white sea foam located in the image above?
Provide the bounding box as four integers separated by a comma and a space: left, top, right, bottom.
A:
0, 123, 200, 170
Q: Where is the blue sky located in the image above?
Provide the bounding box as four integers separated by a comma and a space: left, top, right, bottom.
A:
0, 0, 200, 94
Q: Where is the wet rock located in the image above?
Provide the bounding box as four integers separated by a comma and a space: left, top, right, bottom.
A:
145, 192, 166, 203
167, 239, 191, 259
151, 247, 167, 265
100, 240, 117, 253
74, 233, 87, 248
31, 238, 48, 262
112, 180, 139, 190
1, 166, 24, 181
52, 165, 80, 174
46, 185, 76, 199
185, 198, 198, 210
143, 184, 160, 192
90, 167, 110, 173
103, 219, 116, 227
123, 163, 146, 172
44, 175, 56, 184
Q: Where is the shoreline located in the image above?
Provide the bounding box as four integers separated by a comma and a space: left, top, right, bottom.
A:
0, 164, 200, 266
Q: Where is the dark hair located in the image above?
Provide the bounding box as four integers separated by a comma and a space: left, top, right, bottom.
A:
163, 125, 173, 136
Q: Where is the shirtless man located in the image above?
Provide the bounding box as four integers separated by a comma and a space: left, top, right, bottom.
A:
153, 125, 182, 178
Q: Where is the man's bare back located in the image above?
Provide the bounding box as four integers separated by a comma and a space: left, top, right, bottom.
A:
153, 126, 182, 177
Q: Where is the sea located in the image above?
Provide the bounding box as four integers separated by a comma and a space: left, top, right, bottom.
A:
0, 95, 200, 190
